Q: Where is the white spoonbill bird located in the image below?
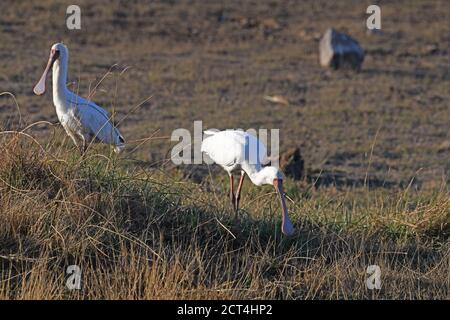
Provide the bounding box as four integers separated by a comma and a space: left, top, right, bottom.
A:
201, 130, 295, 236
33, 43, 125, 154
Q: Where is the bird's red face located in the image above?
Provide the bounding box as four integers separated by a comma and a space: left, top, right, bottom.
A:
273, 178, 295, 236
33, 48, 60, 96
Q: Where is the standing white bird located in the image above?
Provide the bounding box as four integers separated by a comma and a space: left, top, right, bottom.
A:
33, 43, 125, 154
201, 130, 295, 236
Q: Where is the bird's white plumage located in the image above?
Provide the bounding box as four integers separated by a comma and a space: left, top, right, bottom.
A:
201, 130, 267, 175
63, 92, 124, 152
201, 129, 294, 236
35, 43, 124, 153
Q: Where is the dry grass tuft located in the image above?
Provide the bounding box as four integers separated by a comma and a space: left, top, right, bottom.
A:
0, 132, 448, 299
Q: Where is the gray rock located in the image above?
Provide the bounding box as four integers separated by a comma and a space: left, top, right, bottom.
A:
319, 28, 364, 71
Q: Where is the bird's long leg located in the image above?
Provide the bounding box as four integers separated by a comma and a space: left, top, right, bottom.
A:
235, 172, 246, 217
229, 174, 236, 212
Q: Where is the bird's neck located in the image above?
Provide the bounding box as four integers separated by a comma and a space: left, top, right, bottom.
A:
52, 58, 70, 113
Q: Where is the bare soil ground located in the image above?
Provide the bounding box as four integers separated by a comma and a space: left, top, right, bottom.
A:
1, 0, 449, 187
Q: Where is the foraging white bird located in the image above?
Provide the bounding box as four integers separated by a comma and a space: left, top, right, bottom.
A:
201, 130, 295, 236
33, 43, 125, 154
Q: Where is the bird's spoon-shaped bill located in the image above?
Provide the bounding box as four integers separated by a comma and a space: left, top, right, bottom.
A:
273, 179, 295, 236
33, 50, 59, 95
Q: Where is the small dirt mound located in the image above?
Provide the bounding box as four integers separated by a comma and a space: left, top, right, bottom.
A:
279, 147, 305, 180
